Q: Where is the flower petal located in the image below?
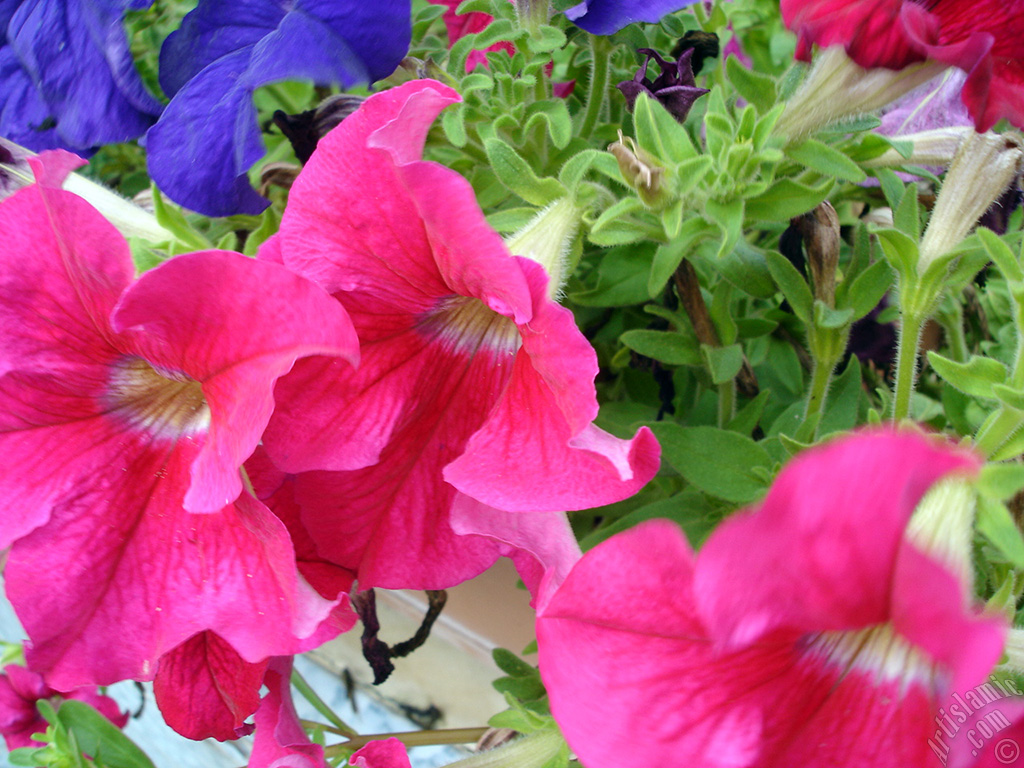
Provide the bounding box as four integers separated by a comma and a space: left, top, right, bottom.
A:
564, 0, 700, 35
153, 632, 265, 741
251, 657, 327, 768
351, 738, 413, 768
693, 430, 980, 648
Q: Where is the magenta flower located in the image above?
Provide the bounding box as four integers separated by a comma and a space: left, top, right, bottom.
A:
259, 79, 657, 591
428, 0, 515, 72
0, 154, 360, 704
0, 662, 128, 751
537, 430, 1006, 768
781, 0, 1024, 131
350, 738, 414, 768
250, 657, 328, 768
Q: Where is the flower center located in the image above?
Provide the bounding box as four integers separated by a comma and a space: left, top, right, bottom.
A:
104, 356, 210, 438
415, 295, 521, 356
803, 624, 939, 696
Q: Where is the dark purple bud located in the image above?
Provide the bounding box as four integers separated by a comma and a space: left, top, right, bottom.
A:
617, 48, 709, 123
273, 94, 367, 165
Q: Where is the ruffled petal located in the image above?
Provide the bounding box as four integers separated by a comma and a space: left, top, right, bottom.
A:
780, 0, 924, 67
351, 738, 413, 768
250, 657, 328, 768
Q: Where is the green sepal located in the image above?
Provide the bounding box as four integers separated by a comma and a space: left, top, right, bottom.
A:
813, 301, 853, 330
874, 228, 920, 281
926, 351, 1008, 399
893, 181, 921, 237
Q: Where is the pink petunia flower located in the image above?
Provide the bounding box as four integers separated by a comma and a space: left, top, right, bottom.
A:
259, 79, 657, 592
249, 657, 329, 768
0, 153, 360, 726
781, 0, 1024, 131
0, 662, 128, 751
537, 430, 1006, 768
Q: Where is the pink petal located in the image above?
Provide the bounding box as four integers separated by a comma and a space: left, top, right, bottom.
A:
153, 632, 266, 741
7, 474, 339, 688
28, 151, 87, 189
351, 738, 413, 768
250, 657, 327, 768
445, 273, 660, 512
111, 250, 359, 512
537, 521, 767, 768
450, 495, 582, 610
694, 430, 980, 648
780, 0, 924, 67
0, 184, 132, 546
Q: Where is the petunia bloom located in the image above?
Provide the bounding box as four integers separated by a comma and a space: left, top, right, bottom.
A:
565, 0, 700, 35
0, 662, 128, 751
146, 0, 412, 217
781, 0, 1024, 131
0, 153, 359, 711
259, 79, 657, 592
0, 0, 161, 152
537, 430, 1006, 768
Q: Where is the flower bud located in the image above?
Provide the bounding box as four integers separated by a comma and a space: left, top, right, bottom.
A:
504, 197, 580, 299
608, 132, 668, 208
918, 130, 1024, 271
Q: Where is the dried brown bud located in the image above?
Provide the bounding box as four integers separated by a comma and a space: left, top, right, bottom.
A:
794, 201, 840, 308
608, 132, 666, 208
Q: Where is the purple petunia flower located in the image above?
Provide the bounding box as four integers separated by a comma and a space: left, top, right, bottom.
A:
146, 0, 412, 217
0, 0, 161, 152
565, 0, 699, 35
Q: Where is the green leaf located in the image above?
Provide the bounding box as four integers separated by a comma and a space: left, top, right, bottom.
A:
526, 24, 566, 53
672, 154, 714, 198
873, 168, 906, 210
633, 93, 696, 165
648, 218, 708, 296
977, 463, 1024, 502
978, 227, 1024, 283
993, 384, 1024, 411
765, 250, 813, 322
571, 245, 654, 307
620, 329, 701, 366
651, 423, 772, 503
242, 206, 281, 256
525, 99, 572, 149
728, 390, 772, 436
744, 177, 833, 222
705, 196, 744, 259
57, 701, 157, 768
151, 187, 211, 251
714, 241, 777, 298
927, 352, 1007, 399
472, 17, 516, 49
893, 181, 921, 236
484, 137, 565, 206
874, 229, 919, 280
441, 103, 468, 147
785, 139, 866, 182
844, 258, 893, 321
725, 51, 777, 113
589, 197, 656, 245
486, 207, 538, 232
558, 149, 607, 195
813, 301, 853, 330
702, 343, 744, 384
977, 496, 1024, 568
818, 356, 863, 436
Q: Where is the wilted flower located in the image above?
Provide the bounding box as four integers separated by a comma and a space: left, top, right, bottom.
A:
617, 48, 709, 123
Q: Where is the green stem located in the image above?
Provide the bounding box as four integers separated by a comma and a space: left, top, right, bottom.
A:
717, 380, 735, 428
805, 355, 835, 432
440, 730, 565, 768
579, 36, 611, 137
936, 296, 969, 363
290, 668, 358, 737
891, 310, 925, 422
326, 728, 489, 755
